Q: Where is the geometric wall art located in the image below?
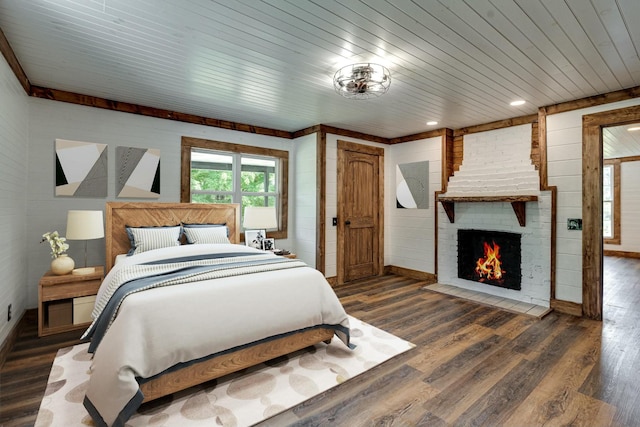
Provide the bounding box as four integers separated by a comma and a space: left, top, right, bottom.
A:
116, 146, 160, 198
55, 139, 108, 197
396, 160, 429, 209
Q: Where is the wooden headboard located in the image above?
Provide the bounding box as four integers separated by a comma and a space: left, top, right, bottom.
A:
105, 202, 241, 272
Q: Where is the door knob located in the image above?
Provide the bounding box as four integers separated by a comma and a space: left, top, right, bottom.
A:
345, 220, 351, 225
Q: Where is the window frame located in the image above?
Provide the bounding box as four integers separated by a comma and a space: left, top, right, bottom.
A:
181, 136, 288, 240
603, 159, 620, 245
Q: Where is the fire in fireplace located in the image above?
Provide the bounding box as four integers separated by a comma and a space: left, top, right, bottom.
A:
457, 229, 522, 290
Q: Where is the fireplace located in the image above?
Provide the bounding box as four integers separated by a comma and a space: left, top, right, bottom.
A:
457, 229, 522, 291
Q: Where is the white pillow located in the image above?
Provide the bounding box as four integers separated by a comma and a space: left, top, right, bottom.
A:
183, 226, 230, 245
126, 225, 182, 255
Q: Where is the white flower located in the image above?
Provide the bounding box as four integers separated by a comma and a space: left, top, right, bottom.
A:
41, 231, 70, 259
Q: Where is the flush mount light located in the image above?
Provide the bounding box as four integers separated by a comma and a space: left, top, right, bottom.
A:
333, 63, 391, 99
510, 100, 526, 106
426, 121, 438, 126
627, 126, 640, 132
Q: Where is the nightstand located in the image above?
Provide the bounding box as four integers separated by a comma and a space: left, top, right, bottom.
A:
38, 266, 104, 337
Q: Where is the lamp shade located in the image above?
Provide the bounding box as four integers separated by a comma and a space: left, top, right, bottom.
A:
243, 206, 277, 229
66, 210, 105, 240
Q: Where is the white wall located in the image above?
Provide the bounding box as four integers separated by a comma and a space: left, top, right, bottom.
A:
0, 54, 29, 345
324, 134, 388, 278
292, 133, 317, 267
604, 160, 640, 253
386, 137, 441, 273
547, 97, 640, 303
26, 98, 295, 308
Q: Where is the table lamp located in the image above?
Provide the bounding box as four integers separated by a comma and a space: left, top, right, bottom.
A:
66, 210, 104, 275
243, 206, 277, 248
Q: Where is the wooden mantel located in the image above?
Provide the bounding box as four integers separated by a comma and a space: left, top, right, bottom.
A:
437, 195, 539, 227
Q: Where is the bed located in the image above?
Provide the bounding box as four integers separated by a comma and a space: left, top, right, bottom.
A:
81, 202, 351, 427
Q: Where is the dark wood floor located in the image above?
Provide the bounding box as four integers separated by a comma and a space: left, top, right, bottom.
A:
1, 256, 639, 426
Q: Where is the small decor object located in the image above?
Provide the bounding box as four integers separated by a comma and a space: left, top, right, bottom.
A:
262, 238, 275, 251
55, 139, 107, 197
244, 230, 265, 249
41, 231, 74, 275
116, 146, 160, 198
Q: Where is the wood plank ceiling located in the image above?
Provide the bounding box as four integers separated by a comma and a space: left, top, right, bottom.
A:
1, 0, 640, 152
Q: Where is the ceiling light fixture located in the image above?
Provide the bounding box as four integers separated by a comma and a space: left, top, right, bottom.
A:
426, 121, 438, 126
627, 126, 640, 132
510, 100, 526, 106
333, 63, 391, 99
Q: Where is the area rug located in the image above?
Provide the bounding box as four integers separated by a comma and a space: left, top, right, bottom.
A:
35, 316, 414, 427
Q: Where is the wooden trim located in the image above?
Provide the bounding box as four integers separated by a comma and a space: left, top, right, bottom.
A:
0, 27, 30, 94
442, 129, 454, 193
384, 265, 437, 283
30, 86, 293, 139
0, 309, 29, 368
337, 139, 385, 156
325, 276, 338, 286
292, 124, 322, 139
453, 114, 538, 137
388, 129, 444, 145
582, 105, 640, 320
603, 159, 621, 245
549, 186, 558, 300
550, 298, 583, 317
180, 136, 289, 240
317, 124, 388, 145
538, 108, 548, 189
607, 154, 640, 163
544, 85, 640, 116
140, 328, 335, 403
603, 250, 640, 259
316, 130, 326, 273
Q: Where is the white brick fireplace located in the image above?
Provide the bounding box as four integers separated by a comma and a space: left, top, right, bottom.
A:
437, 124, 551, 307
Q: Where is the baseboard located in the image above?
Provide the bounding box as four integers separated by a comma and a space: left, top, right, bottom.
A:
384, 265, 437, 283
0, 308, 30, 368
325, 276, 337, 286
550, 298, 583, 317
603, 250, 640, 259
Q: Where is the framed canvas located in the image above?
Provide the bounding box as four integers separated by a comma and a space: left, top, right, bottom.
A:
262, 238, 275, 251
55, 139, 108, 197
245, 230, 265, 249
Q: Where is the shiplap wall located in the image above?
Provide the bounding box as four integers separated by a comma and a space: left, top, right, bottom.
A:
604, 160, 640, 253
292, 133, 317, 267
547, 97, 640, 303
0, 54, 29, 345
25, 98, 294, 308
386, 137, 441, 273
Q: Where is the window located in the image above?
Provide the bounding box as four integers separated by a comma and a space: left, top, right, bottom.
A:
603, 160, 620, 244
181, 137, 288, 239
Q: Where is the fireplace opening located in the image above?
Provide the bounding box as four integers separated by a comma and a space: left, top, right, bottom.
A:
458, 229, 521, 290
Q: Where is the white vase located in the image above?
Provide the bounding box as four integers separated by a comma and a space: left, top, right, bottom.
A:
51, 254, 74, 275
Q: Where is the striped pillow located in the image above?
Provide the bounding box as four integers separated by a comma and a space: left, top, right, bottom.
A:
183, 226, 230, 244
126, 225, 182, 255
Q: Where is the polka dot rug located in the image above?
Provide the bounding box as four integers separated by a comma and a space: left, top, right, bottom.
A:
35, 316, 414, 427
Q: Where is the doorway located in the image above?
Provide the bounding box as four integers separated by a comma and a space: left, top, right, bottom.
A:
582, 105, 640, 320
336, 140, 384, 284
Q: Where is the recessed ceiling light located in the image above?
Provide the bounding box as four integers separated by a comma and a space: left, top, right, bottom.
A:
627, 126, 640, 132
510, 100, 525, 106
426, 121, 438, 126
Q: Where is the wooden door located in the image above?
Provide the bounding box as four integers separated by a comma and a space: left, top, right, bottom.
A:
337, 141, 384, 283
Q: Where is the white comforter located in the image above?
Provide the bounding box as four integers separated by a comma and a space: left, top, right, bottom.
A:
82, 244, 350, 427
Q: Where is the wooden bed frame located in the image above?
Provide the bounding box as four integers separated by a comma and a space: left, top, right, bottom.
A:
104, 202, 334, 403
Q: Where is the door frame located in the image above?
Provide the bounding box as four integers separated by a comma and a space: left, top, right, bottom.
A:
336, 140, 385, 284
582, 104, 640, 320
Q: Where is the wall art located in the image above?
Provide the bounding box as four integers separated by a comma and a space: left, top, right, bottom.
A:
396, 160, 429, 209
55, 139, 108, 197
116, 146, 160, 198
